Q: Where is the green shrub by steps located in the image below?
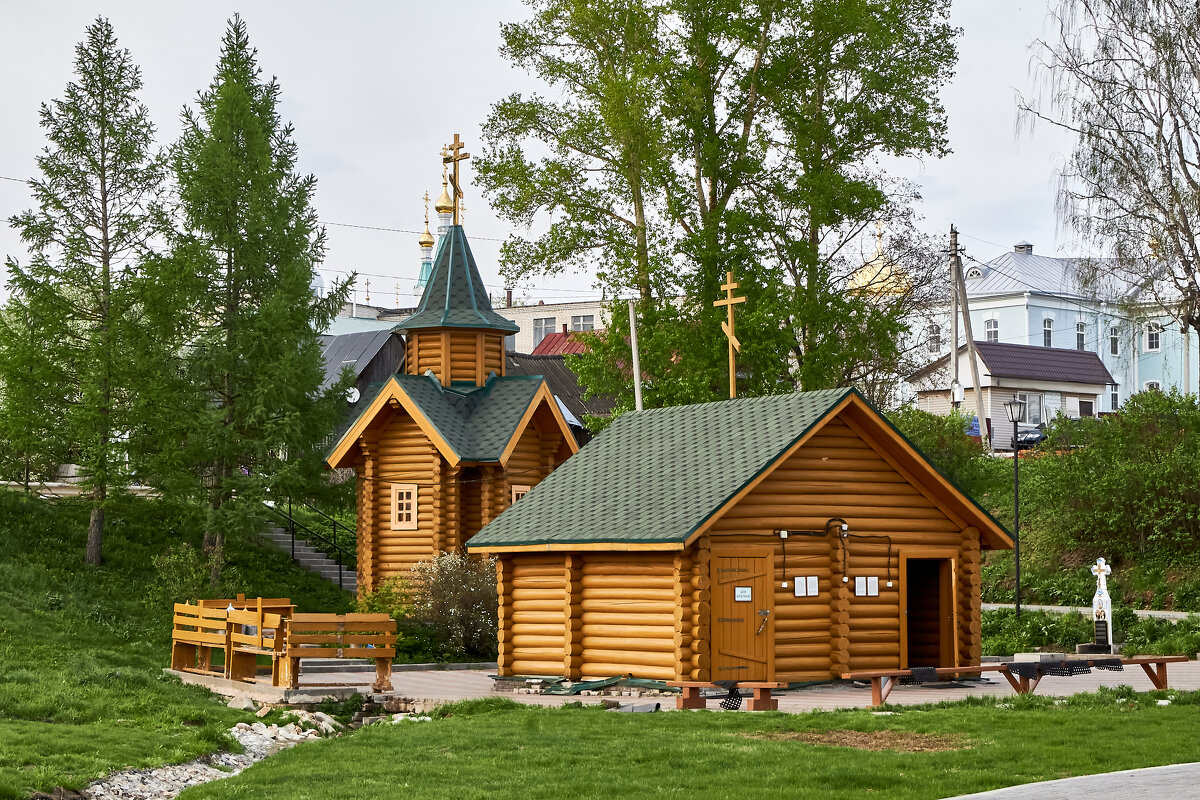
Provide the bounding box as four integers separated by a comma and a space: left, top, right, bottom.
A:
0, 489, 352, 799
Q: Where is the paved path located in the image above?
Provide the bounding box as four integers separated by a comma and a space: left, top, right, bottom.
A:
983, 603, 1193, 621
948, 762, 1200, 799
299, 659, 1200, 712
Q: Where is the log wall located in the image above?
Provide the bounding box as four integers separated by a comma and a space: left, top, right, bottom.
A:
404, 330, 506, 386
365, 409, 440, 583
702, 414, 983, 682
503, 555, 568, 676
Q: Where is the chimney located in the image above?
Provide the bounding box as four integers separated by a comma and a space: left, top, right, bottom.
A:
1014, 241, 1034, 255
538, 300, 545, 306
505, 288, 513, 308
562, 323, 568, 333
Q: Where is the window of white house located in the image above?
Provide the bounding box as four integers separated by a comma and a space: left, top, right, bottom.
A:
570, 314, 595, 332
985, 319, 998, 343
505, 334, 516, 351
1079, 399, 1095, 417
1043, 318, 1053, 347
1145, 380, 1162, 391
927, 323, 942, 353
533, 317, 556, 346
1015, 392, 1043, 425
390, 483, 418, 530
1145, 322, 1162, 352
1110, 327, 1119, 356
1076, 321, 1086, 351
1111, 387, 1120, 409
511, 484, 531, 503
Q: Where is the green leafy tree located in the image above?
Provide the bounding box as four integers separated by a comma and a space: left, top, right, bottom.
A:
1025, 390, 1200, 561
4, 18, 164, 563
888, 405, 1003, 502
480, 0, 957, 411
147, 17, 351, 584
0, 293, 69, 488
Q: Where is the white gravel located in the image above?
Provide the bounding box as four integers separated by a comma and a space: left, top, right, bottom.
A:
82, 712, 340, 800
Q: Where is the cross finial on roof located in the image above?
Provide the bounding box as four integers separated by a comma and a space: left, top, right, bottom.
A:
443, 133, 471, 226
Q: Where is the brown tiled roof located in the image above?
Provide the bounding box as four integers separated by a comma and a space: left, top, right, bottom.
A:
530, 330, 595, 356
911, 341, 1116, 386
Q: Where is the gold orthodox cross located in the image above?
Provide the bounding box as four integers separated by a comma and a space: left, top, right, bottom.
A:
443, 133, 471, 225
713, 271, 746, 399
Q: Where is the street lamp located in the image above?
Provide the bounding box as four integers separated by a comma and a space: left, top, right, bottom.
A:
1003, 398, 1026, 618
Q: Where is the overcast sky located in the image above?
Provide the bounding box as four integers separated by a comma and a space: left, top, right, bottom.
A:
0, 1, 1076, 307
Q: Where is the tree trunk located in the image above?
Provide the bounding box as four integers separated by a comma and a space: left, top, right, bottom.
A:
86, 503, 104, 565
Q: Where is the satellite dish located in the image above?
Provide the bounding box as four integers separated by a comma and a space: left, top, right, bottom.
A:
346, 386, 361, 403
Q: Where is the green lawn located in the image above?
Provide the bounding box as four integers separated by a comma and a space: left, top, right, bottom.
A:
0, 490, 353, 799
181, 693, 1200, 800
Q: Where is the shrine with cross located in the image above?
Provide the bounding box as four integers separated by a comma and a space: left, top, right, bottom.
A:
327, 135, 578, 592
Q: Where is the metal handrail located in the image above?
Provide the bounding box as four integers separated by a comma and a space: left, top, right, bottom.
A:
264, 501, 354, 591
301, 502, 356, 542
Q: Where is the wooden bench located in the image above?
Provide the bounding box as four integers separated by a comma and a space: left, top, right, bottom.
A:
843, 655, 1190, 707
667, 681, 787, 711
199, 594, 295, 619
284, 613, 397, 692
170, 603, 229, 677
227, 607, 287, 685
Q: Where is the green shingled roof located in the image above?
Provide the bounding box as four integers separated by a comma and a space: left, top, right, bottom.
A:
467, 388, 855, 548
394, 226, 519, 334
396, 373, 544, 462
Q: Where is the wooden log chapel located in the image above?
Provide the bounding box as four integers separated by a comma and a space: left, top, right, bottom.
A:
326, 218, 578, 593
467, 388, 1012, 683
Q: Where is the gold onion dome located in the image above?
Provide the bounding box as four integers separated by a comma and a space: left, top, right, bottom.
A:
434, 153, 454, 214
848, 224, 912, 296
418, 223, 435, 249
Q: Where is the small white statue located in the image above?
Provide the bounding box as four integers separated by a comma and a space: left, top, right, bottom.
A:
1091, 557, 1113, 647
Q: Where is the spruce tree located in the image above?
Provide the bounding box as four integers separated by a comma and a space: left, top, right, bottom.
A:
155, 16, 349, 584
4, 18, 164, 563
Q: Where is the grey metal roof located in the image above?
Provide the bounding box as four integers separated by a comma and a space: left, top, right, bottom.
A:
964, 249, 1137, 301
505, 352, 615, 421
467, 388, 854, 548
393, 226, 519, 334
319, 330, 398, 391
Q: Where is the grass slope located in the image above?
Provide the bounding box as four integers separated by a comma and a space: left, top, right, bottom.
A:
182, 694, 1200, 800
0, 491, 353, 799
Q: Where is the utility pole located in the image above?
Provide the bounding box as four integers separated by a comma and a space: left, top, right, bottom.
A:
951, 226, 990, 452
628, 299, 644, 411
950, 233, 960, 409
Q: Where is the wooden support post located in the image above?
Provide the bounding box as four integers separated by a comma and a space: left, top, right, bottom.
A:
564, 555, 583, 681
676, 686, 706, 710
496, 558, 513, 676
374, 658, 394, 693
672, 553, 693, 681
747, 687, 778, 712
1140, 661, 1168, 690
692, 544, 712, 682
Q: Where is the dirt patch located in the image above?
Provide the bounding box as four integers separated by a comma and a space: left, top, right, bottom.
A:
746, 729, 969, 752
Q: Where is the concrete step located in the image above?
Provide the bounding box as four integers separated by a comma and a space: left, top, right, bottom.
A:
260, 526, 356, 593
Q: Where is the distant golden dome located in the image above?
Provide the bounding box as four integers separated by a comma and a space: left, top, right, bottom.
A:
848, 225, 912, 297
418, 223, 435, 249
434, 183, 453, 214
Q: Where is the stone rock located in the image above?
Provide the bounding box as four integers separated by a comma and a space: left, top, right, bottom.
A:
227, 695, 256, 711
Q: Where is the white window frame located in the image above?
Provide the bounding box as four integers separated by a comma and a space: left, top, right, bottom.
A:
390, 483, 418, 530
1110, 327, 1119, 356
1015, 391, 1043, 425
533, 317, 557, 346
927, 323, 941, 354
511, 484, 531, 504
1144, 322, 1162, 353
1111, 386, 1120, 409
1076, 321, 1086, 351
985, 318, 999, 343
570, 314, 595, 332
1144, 380, 1162, 391
1043, 318, 1053, 347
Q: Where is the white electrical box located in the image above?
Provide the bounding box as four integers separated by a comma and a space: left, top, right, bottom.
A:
734, 586, 752, 602
854, 576, 866, 596
854, 577, 881, 597
867, 576, 879, 597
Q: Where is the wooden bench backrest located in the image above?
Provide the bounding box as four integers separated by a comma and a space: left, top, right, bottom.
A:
172, 603, 229, 648
198, 596, 294, 617
228, 608, 285, 652
285, 613, 396, 659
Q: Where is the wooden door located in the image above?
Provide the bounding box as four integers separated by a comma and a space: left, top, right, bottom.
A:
710, 547, 774, 681
900, 553, 958, 669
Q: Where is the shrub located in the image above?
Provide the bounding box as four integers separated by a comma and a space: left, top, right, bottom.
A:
408, 552, 498, 662
887, 406, 1005, 501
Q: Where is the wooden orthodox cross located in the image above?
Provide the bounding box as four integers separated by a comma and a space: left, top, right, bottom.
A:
443, 133, 471, 225
713, 271, 746, 399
